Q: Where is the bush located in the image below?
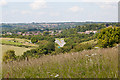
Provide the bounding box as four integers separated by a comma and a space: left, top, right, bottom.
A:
73, 43, 94, 52
43, 41, 55, 54
97, 27, 120, 48
55, 48, 64, 54
3, 50, 16, 62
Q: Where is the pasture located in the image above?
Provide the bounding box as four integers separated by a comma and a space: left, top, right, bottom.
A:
0, 38, 38, 47
2, 45, 32, 56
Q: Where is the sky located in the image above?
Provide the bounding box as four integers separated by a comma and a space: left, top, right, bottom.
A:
0, 0, 119, 23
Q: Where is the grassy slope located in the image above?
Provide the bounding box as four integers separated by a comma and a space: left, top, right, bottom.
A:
2, 47, 118, 78
2, 45, 32, 56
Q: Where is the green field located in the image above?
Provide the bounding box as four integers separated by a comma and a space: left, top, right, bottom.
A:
2, 45, 32, 56
81, 40, 97, 44
2, 47, 118, 78
0, 38, 38, 47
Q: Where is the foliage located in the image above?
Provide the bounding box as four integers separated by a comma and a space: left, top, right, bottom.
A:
31, 37, 38, 43
97, 27, 120, 48
3, 50, 16, 62
22, 41, 55, 58
43, 31, 49, 36
73, 43, 94, 52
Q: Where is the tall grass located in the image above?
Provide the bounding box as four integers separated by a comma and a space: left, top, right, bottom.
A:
2, 47, 118, 78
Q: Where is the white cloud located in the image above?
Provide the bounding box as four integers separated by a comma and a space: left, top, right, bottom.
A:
30, 0, 47, 10
98, 3, 117, 9
69, 6, 83, 12
0, 0, 7, 6
21, 10, 45, 15
11, 10, 19, 14
80, 0, 119, 2
49, 12, 60, 17
21, 10, 31, 14
36, 11, 45, 15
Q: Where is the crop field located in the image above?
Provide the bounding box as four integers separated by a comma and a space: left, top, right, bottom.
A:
2, 45, 32, 56
2, 47, 118, 78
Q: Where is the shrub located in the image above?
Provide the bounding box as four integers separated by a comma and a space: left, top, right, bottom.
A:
97, 27, 120, 48
73, 43, 94, 52
3, 50, 16, 62
55, 48, 64, 54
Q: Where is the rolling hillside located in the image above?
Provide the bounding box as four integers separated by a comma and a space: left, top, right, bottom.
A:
2, 47, 118, 78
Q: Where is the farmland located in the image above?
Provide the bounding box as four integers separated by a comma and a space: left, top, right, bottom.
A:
0, 38, 38, 48
0, 38, 38, 58
2, 45, 32, 56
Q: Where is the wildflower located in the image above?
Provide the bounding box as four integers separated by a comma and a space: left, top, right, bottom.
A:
85, 54, 91, 57
95, 47, 99, 49
55, 74, 59, 77
91, 53, 97, 56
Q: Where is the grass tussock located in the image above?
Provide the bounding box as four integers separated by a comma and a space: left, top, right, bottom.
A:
2, 47, 118, 78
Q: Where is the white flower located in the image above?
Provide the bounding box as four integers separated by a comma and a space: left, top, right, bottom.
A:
91, 53, 97, 56
85, 54, 91, 57
55, 74, 59, 77
95, 47, 99, 49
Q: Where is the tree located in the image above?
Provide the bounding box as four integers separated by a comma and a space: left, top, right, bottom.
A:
97, 27, 120, 48
3, 50, 16, 62
43, 31, 49, 36
31, 37, 38, 43
43, 41, 55, 54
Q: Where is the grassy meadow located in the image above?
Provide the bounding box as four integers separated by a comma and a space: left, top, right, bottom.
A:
0, 38, 38, 79
0, 38, 37, 57
2, 47, 118, 78
2, 45, 32, 56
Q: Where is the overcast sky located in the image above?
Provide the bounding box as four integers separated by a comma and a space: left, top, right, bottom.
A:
0, 0, 119, 23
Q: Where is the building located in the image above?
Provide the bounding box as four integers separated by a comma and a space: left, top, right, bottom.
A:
85, 30, 97, 34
